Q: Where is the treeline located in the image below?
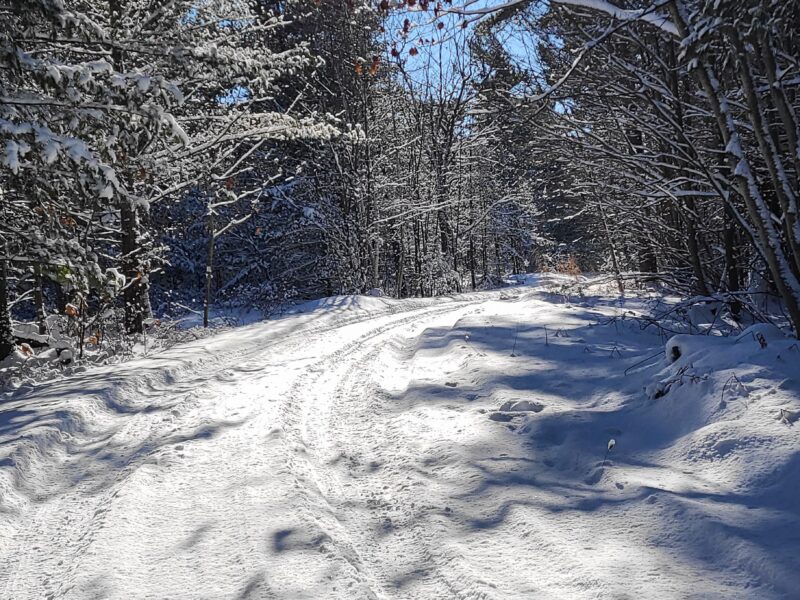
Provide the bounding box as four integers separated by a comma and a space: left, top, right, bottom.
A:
0, 0, 332, 361
1, 1, 561, 365
455, 0, 800, 334
156, 3, 570, 310
4, 0, 799, 369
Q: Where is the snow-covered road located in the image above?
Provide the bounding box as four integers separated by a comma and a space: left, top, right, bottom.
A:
2, 282, 800, 599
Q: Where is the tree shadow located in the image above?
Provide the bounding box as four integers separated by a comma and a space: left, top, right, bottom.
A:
379, 311, 800, 596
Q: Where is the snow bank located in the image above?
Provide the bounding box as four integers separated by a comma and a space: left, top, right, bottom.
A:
397, 293, 800, 596
286, 294, 396, 315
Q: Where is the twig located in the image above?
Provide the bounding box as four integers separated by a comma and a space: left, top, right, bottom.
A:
464, 333, 485, 357
624, 350, 665, 376
511, 323, 519, 357
721, 373, 749, 405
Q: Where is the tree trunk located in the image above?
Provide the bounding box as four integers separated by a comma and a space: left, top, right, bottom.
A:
121, 202, 148, 334
668, 1, 800, 336
204, 199, 217, 329
469, 235, 477, 291
372, 237, 380, 290
34, 263, 47, 335
683, 205, 710, 296
730, 28, 800, 279
0, 241, 14, 360
599, 202, 624, 294
724, 206, 742, 318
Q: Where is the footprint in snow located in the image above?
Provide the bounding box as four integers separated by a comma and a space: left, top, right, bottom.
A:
584, 467, 605, 485
489, 412, 515, 422
489, 400, 545, 424
499, 400, 544, 413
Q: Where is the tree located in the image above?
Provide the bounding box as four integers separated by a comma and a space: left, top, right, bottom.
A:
434, 0, 800, 335
0, 0, 333, 359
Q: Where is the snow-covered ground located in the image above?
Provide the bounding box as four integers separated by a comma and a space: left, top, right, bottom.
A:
2, 277, 799, 599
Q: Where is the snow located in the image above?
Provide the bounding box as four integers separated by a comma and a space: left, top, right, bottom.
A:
554, 0, 679, 36
1, 279, 799, 599
450, 0, 679, 35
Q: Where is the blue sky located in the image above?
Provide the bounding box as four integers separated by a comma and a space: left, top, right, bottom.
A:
382, 0, 553, 96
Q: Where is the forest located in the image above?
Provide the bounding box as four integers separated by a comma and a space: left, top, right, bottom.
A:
3, 0, 799, 370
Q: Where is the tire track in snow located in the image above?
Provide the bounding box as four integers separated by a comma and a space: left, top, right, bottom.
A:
274, 304, 475, 599
329, 326, 496, 600
2, 292, 507, 599
278, 301, 489, 599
